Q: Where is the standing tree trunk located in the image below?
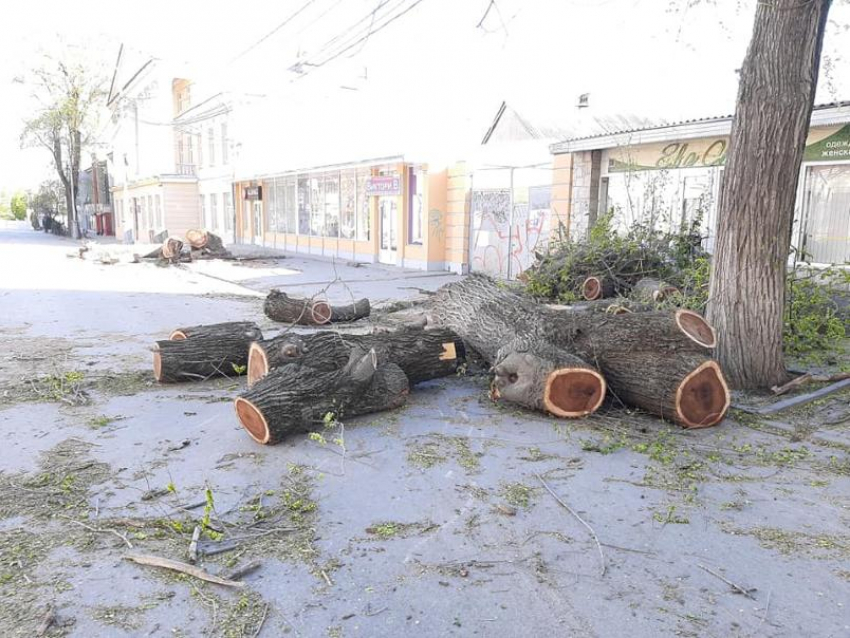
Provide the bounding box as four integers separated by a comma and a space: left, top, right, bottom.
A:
706, 0, 832, 389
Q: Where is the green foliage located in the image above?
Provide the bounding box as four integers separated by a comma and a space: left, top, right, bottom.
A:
201, 486, 222, 540
524, 211, 708, 303
784, 266, 849, 359
9, 193, 27, 220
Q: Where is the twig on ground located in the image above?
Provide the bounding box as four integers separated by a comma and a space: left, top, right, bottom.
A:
36, 603, 55, 637
535, 473, 606, 577
320, 570, 334, 587
189, 525, 201, 563
364, 605, 388, 617
59, 515, 133, 549
252, 603, 270, 638
124, 553, 244, 588
697, 563, 756, 599
224, 560, 262, 581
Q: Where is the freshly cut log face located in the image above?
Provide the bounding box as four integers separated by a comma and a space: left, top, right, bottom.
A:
247, 328, 465, 386
153, 330, 260, 383
601, 352, 729, 428
235, 349, 409, 445
492, 340, 605, 417
169, 321, 262, 342
581, 276, 615, 301
185, 229, 208, 249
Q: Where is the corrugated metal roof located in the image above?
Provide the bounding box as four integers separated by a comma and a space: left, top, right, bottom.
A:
552, 100, 850, 145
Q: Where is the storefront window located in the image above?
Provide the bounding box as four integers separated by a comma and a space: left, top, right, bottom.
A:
408, 167, 424, 244
273, 177, 288, 233
265, 180, 276, 232
340, 170, 356, 239
310, 176, 324, 236
356, 169, 371, 241
223, 192, 233, 231
324, 172, 340, 238
298, 177, 311, 235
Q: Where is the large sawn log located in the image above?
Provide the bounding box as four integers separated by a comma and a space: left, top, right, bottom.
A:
247, 327, 465, 386
153, 324, 264, 383
431, 275, 729, 427
235, 349, 409, 444
169, 321, 262, 342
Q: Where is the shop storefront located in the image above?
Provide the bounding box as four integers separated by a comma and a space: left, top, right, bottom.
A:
550, 104, 850, 266
234, 158, 455, 271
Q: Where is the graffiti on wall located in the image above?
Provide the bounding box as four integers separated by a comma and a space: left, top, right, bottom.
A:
471, 187, 551, 279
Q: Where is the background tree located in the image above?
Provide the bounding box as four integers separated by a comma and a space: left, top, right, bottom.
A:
9, 192, 27, 220
18, 44, 107, 238
706, 0, 833, 390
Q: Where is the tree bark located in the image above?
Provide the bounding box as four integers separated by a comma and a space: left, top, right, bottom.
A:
153, 331, 260, 383
161, 238, 184, 261
169, 321, 263, 342
247, 327, 465, 386
235, 350, 409, 445
264, 290, 371, 325
706, 0, 832, 389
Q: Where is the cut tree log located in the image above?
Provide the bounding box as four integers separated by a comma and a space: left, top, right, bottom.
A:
153, 327, 264, 382
264, 290, 371, 325
581, 276, 616, 301
247, 327, 465, 386
599, 352, 730, 428
161, 238, 184, 261
235, 349, 409, 444
630, 278, 679, 303
169, 321, 262, 342
430, 275, 728, 427
430, 275, 606, 417
185, 229, 208, 249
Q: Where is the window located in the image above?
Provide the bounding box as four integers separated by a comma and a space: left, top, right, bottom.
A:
197, 132, 203, 168
340, 170, 356, 239
273, 176, 294, 233
223, 192, 233, 230
310, 176, 324, 236
221, 123, 229, 165
265, 181, 276, 232
356, 169, 371, 241
207, 127, 215, 167
186, 134, 194, 166
408, 167, 424, 244
323, 172, 340, 238
210, 193, 218, 231
200, 194, 206, 228
297, 177, 311, 234
155, 194, 162, 228
147, 195, 154, 228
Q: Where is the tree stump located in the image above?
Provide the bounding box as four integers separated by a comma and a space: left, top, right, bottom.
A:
169, 321, 263, 342
247, 327, 465, 386
161, 238, 184, 261
185, 229, 208, 249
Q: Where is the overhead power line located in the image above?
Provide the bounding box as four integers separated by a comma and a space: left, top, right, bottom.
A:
230, 0, 321, 64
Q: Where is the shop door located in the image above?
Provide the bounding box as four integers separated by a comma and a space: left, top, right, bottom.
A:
252, 201, 263, 246
378, 197, 398, 265
799, 165, 850, 264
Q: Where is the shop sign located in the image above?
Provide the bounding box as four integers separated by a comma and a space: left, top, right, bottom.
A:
244, 185, 262, 200
608, 124, 850, 173
365, 175, 401, 196
803, 124, 850, 162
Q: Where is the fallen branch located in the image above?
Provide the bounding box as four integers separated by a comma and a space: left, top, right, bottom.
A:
535, 473, 605, 577
60, 515, 133, 549
189, 525, 201, 563
697, 563, 756, 599
124, 553, 245, 588
36, 603, 55, 637
771, 371, 850, 396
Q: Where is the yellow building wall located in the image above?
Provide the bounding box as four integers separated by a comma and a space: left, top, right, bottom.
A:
445, 162, 471, 271
426, 168, 447, 264
551, 153, 573, 241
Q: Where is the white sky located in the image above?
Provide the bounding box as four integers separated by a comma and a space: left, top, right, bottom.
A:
2, 0, 850, 190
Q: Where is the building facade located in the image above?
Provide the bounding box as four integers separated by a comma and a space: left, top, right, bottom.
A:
549, 102, 850, 266
76, 159, 114, 236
